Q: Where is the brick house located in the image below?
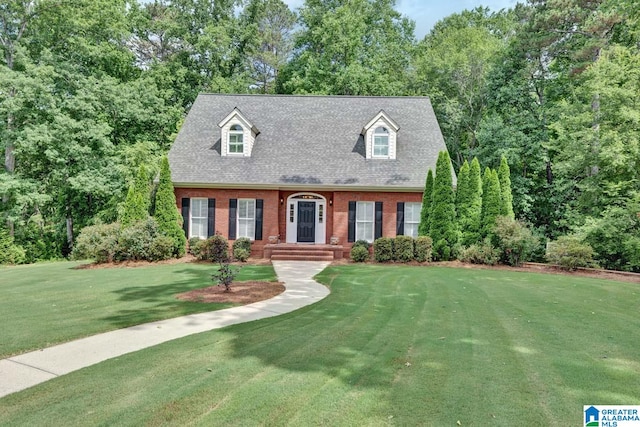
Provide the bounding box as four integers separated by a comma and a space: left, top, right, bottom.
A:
168, 94, 449, 260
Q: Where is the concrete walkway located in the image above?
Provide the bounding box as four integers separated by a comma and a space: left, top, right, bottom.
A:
0, 261, 330, 399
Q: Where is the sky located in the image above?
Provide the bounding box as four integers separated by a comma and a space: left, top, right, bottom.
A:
284, 0, 519, 39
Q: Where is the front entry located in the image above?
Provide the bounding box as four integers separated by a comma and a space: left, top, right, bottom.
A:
296, 201, 316, 242
285, 193, 327, 244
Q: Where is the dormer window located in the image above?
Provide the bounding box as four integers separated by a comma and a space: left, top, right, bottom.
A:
218, 107, 259, 157
229, 124, 244, 154
362, 110, 399, 160
373, 126, 389, 157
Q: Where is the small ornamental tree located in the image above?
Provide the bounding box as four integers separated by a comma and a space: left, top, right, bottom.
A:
429, 151, 457, 260
418, 169, 434, 236
481, 167, 501, 239
464, 157, 483, 246
497, 155, 515, 219
120, 164, 150, 227
153, 156, 186, 257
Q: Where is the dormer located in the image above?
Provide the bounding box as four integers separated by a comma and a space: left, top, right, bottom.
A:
362, 110, 400, 160
218, 107, 260, 157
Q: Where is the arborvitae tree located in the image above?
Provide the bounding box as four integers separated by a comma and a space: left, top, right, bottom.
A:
418, 169, 434, 236
120, 164, 150, 227
429, 151, 458, 260
481, 167, 502, 238
455, 159, 470, 233
464, 157, 483, 245
497, 155, 514, 219
154, 156, 186, 257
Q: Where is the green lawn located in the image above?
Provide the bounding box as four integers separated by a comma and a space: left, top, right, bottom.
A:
1, 264, 639, 426
0, 261, 276, 358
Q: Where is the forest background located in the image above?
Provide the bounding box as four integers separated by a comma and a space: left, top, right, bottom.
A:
1, 0, 639, 270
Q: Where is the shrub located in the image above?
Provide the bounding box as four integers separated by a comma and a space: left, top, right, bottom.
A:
458, 240, 499, 265
148, 235, 175, 261
72, 223, 120, 263
350, 245, 370, 262
188, 237, 203, 255
199, 233, 230, 262
414, 236, 433, 262
115, 218, 163, 261
352, 239, 371, 250
394, 235, 415, 262
546, 235, 598, 270
0, 228, 26, 265
233, 248, 250, 262
373, 237, 394, 262
212, 261, 239, 292
233, 237, 251, 253
493, 216, 536, 266
191, 239, 207, 260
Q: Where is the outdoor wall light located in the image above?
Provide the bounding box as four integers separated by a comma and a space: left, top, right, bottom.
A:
280, 198, 284, 205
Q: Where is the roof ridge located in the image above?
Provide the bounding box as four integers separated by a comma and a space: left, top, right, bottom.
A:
198, 93, 431, 100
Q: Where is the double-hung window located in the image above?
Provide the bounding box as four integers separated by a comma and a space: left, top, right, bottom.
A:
373, 126, 389, 157
404, 202, 422, 238
190, 198, 208, 239
237, 199, 256, 240
356, 201, 375, 242
228, 124, 244, 154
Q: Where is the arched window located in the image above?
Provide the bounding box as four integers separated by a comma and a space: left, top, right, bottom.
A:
229, 124, 244, 154
373, 126, 389, 157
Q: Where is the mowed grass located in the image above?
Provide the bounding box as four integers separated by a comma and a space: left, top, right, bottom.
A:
0, 261, 276, 358
1, 265, 639, 426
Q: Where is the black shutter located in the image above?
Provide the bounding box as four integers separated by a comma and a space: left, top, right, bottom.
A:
207, 198, 215, 237
255, 199, 263, 241
375, 202, 383, 239
348, 201, 356, 242
181, 198, 190, 238
396, 202, 405, 236
228, 199, 237, 240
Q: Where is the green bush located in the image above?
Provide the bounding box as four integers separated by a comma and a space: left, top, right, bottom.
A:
352, 239, 371, 250
350, 245, 370, 262
115, 218, 165, 261
0, 228, 26, 265
394, 235, 415, 262
188, 237, 203, 255
373, 237, 394, 262
493, 216, 536, 266
233, 237, 251, 253
414, 236, 433, 262
72, 223, 120, 263
458, 240, 499, 265
148, 235, 175, 261
199, 233, 230, 262
546, 235, 598, 270
233, 248, 250, 262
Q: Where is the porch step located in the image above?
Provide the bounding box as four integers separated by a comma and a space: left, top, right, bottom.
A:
264, 243, 344, 261
271, 254, 335, 261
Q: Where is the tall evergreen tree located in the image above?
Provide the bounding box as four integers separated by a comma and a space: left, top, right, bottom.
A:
154, 156, 186, 257
455, 159, 470, 230
120, 164, 150, 227
429, 151, 457, 260
481, 167, 501, 238
465, 157, 483, 245
418, 169, 434, 236
497, 155, 514, 219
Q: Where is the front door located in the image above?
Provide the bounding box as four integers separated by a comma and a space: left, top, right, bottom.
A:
297, 201, 316, 243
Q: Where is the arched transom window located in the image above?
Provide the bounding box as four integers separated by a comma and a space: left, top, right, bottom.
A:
373, 126, 389, 157
229, 124, 244, 154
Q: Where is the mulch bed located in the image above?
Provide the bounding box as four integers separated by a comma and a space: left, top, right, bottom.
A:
175, 281, 285, 304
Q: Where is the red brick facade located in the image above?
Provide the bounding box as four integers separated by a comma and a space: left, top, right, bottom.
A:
176, 188, 423, 258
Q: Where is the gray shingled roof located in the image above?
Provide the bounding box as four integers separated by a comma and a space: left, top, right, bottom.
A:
169, 94, 449, 191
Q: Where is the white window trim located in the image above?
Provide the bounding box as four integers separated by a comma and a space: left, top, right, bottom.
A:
373, 127, 390, 158
356, 201, 375, 243
237, 198, 256, 240
228, 125, 244, 155
404, 202, 422, 238
190, 197, 208, 239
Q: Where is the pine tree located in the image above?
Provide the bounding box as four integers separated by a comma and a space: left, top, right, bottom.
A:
455, 159, 470, 235
418, 169, 434, 236
481, 167, 502, 238
429, 151, 457, 260
463, 157, 483, 245
154, 156, 186, 257
497, 155, 515, 219
120, 164, 150, 227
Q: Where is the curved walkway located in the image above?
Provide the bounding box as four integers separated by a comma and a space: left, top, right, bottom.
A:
0, 261, 330, 398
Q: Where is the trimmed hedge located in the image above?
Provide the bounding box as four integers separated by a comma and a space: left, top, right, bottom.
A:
373, 237, 394, 262
414, 236, 433, 263
350, 245, 370, 262
394, 235, 414, 262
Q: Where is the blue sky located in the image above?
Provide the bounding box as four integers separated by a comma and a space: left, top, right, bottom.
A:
284, 0, 518, 39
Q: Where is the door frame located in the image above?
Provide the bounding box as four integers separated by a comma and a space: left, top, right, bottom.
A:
285, 193, 327, 244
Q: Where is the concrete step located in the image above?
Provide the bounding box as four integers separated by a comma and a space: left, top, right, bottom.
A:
271, 249, 334, 257
270, 254, 335, 261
